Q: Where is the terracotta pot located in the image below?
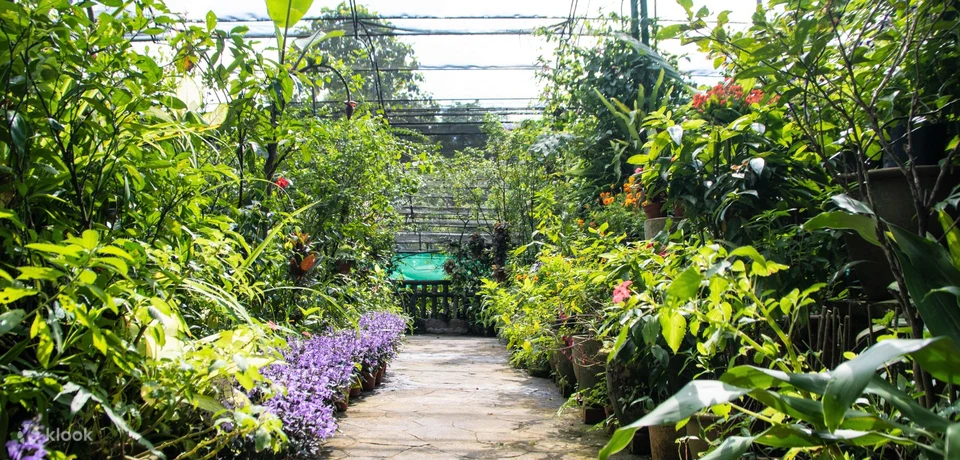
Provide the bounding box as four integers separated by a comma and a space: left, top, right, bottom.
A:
684, 415, 721, 459
649, 423, 682, 460
673, 203, 685, 218
349, 384, 361, 398
375, 364, 385, 386
335, 390, 349, 412
642, 201, 663, 218
337, 260, 354, 275
362, 370, 377, 391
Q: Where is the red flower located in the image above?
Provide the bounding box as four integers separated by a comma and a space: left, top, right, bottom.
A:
745, 89, 764, 105
692, 93, 707, 109
275, 177, 291, 189
612, 280, 633, 304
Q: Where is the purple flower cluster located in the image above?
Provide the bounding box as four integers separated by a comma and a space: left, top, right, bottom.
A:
260, 329, 359, 456
259, 313, 404, 456
6, 418, 47, 460
357, 312, 407, 370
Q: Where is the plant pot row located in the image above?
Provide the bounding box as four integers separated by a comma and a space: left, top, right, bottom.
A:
335, 363, 388, 413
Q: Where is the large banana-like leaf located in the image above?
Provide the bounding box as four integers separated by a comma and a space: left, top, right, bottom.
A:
265, 0, 313, 29
889, 224, 960, 346
822, 337, 960, 432
599, 380, 750, 459
804, 211, 881, 246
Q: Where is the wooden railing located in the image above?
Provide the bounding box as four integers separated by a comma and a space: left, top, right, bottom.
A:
395, 280, 481, 321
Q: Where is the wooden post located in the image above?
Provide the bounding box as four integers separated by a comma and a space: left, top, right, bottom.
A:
442, 282, 451, 318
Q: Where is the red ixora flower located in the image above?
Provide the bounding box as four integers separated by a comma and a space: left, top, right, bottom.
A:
275, 176, 291, 189
612, 280, 633, 304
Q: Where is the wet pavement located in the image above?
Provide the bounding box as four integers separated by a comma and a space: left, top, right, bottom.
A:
321, 335, 642, 459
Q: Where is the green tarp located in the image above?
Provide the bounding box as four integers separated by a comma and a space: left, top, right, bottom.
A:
390, 252, 449, 281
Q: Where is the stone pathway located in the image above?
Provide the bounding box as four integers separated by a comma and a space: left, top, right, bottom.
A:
321, 335, 642, 459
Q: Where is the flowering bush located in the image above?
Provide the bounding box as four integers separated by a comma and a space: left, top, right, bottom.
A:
357, 312, 408, 370
692, 79, 774, 123
254, 312, 405, 457
258, 330, 357, 456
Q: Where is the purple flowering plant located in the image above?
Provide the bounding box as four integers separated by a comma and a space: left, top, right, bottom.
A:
254, 312, 405, 456
6, 418, 47, 460
357, 312, 407, 371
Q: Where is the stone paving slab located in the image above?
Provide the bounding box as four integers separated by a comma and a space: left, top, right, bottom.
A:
321, 336, 643, 459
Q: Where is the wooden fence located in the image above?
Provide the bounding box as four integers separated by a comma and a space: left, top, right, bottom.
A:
395, 280, 481, 321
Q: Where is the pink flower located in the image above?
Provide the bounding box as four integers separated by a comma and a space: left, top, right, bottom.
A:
267, 321, 278, 330
612, 280, 633, 304
275, 177, 291, 189
302, 331, 312, 337
635, 167, 644, 174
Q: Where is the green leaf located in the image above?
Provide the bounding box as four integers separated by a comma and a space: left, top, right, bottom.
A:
95, 257, 129, 275
0, 210, 25, 229
265, 0, 314, 29
205, 10, 217, 31
832, 194, 875, 215
728, 246, 766, 264
699, 436, 755, 460
254, 426, 272, 451
97, 245, 135, 261
240, 201, 320, 271
26, 243, 84, 257
71, 387, 93, 415
720, 366, 829, 394
823, 338, 957, 432
890, 225, 960, 345
292, 29, 344, 69
946, 423, 960, 459
92, 393, 164, 458
8, 111, 29, 153
194, 395, 228, 413
939, 210, 960, 269
30, 314, 53, 368
79, 269, 97, 285
0, 287, 37, 304
659, 311, 686, 353
657, 24, 685, 40
804, 212, 881, 247
0, 309, 25, 336
609, 325, 630, 363
667, 266, 701, 302
17, 266, 64, 281
865, 377, 949, 433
